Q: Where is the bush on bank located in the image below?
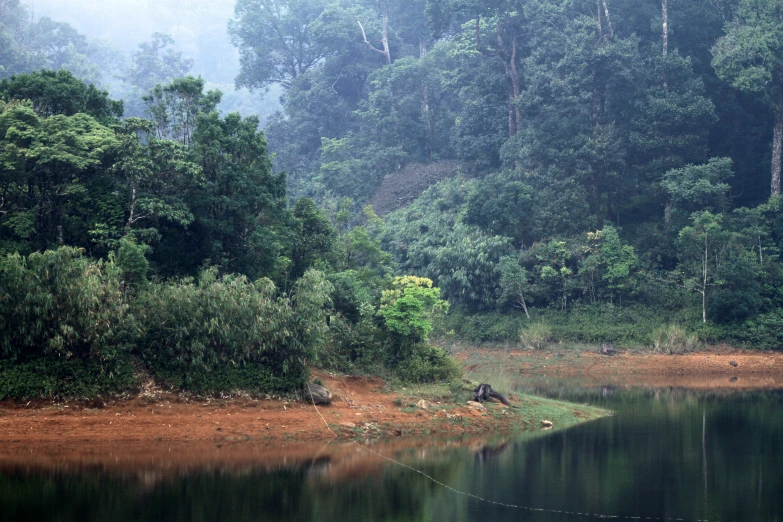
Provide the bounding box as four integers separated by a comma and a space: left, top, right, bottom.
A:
0, 248, 333, 399
0, 247, 132, 363
0, 249, 459, 399
136, 268, 332, 392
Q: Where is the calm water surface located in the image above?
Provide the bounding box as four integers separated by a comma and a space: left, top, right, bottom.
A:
2, 387, 782, 522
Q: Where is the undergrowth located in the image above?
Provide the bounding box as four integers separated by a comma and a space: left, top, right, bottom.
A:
434, 303, 780, 350
0, 354, 137, 400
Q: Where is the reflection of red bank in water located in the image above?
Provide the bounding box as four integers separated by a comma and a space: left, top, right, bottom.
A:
0, 436, 494, 483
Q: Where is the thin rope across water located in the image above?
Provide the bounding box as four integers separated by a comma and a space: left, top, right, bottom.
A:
305, 386, 738, 522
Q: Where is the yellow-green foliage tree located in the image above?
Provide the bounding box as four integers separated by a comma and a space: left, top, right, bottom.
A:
377, 276, 458, 383
379, 276, 448, 346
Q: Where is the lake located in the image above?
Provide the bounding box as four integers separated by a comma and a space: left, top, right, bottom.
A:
2, 385, 781, 522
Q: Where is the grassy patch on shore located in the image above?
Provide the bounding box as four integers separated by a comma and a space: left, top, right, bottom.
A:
387, 375, 610, 434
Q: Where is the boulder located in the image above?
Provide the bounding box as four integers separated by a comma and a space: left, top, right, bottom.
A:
730, 360, 738, 367
307, 383, 332, 405
417, 399, 434, 410
541, 420, 553, 427
466, 401, 486, 411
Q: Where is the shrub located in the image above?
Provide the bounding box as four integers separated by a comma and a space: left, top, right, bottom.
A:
328, 270, 376, 323
434, 310, 525, 343
0, 354, 136, 400
519, 321, 553, 350
395, 344, 461, 383
378, 276, 448, 362
651, 324, 701, 354
543, 304, 668, 345
379, 276, 447, 343
729, 310, 783, 349
135, 268, 332, 392
320, 313, 384, 373
116, 238, 150, 287
0, 247, 131, 362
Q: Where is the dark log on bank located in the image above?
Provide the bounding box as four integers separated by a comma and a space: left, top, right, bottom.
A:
473, 383, 511, 406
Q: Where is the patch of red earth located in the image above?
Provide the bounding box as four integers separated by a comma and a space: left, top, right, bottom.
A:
0, 371, 525, 477
367, 160, 463, 216
0, 372, 509, 450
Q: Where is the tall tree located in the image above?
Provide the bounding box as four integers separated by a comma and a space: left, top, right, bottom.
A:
109, 118, 200, 244
0, 101, 117, 249
124, 33, 193, 92
0, 69, 123, 123
427, 0, 528, 138
229, 0, 331, 90
191, 110, 292, 280
712, 0, 783, 197
143, 76, 221, 148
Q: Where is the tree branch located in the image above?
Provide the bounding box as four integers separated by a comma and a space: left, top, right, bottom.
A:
357, 20, 387, 58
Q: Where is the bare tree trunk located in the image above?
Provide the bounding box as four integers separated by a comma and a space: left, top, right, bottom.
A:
126, 186, 137, 234
509, 33, 521, 132
590, 62, 601, 123
662, 0, 669, 56
602, 0, 614, 38
500, 35, 521, 137
592, 1, 609, 121
420, 38, 433, 162
56, 198, 64, 246
507, 103, 516, 138
380, 3, 391, 65
562, 280, 568, 311
357, 3, 391, 65
517, 291, 530, 318
476, 15, 523, 139
358, 4, 393, 116
662, 0, 669, 90
597, 0, 603, 37
664, 199, 672, 226
772, 104, 782, 197
702, 232, 708, 323
701, 289, 706, 323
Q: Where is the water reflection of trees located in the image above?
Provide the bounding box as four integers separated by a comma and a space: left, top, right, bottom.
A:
461, 390, 783, 522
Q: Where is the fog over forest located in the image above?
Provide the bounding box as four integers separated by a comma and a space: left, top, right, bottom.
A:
29, 0, 281, 119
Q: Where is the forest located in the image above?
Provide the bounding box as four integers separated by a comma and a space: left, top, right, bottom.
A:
1, 0, 782, 398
